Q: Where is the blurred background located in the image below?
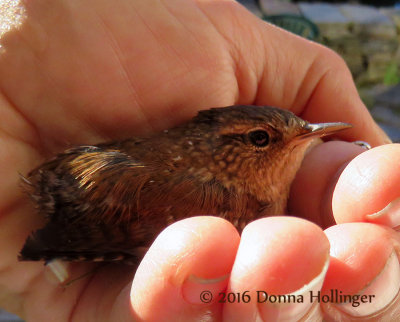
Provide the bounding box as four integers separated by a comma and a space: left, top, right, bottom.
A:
239, 0, 400, 141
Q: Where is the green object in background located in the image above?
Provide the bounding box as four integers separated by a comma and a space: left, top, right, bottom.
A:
262, 14, 319, 40
384, 62, 400, 86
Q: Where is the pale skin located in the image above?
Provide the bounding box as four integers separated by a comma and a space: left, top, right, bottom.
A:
0, 0, 400, 320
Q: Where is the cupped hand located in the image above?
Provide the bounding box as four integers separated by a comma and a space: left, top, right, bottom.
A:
0, 0, 397, 321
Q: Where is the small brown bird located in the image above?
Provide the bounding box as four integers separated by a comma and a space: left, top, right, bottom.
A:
19, 105, 350, 264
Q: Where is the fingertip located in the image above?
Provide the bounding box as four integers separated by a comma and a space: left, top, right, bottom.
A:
324, 223, 393, 293
322, 223, 400, 318
225, 217, 330, 321
333, 144, 400, 225
238, 216, 329, 293
131, 216, 239, 320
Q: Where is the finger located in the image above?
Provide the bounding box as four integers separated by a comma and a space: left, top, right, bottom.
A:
223, 216, 329, 321
199, 1, 390, 146
130, 216, 240, 321
322, 223, 400, 319
254, 20, 390, 146
289, 141, 366, 228
333, 144, 400, 227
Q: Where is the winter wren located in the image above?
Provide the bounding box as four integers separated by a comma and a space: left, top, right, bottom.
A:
19, 105, 351, 264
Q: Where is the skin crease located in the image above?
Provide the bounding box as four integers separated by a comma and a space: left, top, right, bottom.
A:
0, 0, 399, 321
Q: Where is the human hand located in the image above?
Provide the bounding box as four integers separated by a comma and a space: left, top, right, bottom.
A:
0, 0, 397, 320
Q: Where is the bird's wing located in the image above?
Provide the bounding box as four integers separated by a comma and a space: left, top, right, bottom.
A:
20, 145, 156, 263
20, 145, 238, 263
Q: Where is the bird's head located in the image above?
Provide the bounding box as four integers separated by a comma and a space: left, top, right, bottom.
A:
177, 105, 351, 214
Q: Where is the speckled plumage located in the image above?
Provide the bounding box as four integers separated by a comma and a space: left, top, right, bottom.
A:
19, 105, 350, 264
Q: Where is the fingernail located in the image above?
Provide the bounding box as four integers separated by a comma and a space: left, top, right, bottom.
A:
336, 251, 400, 316
352, 141, 371, 150
366, 197, 400, 230
258, 257, 329, 321
44, 259, 70, 284
182, 274, 230, 304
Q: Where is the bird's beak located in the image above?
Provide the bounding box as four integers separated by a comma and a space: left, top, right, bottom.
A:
297, 122, 352, 140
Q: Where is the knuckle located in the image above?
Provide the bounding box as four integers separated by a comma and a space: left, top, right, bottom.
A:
317, 45, 350, 74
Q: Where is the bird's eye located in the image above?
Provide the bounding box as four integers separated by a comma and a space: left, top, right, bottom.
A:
248, 130, 269, 147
